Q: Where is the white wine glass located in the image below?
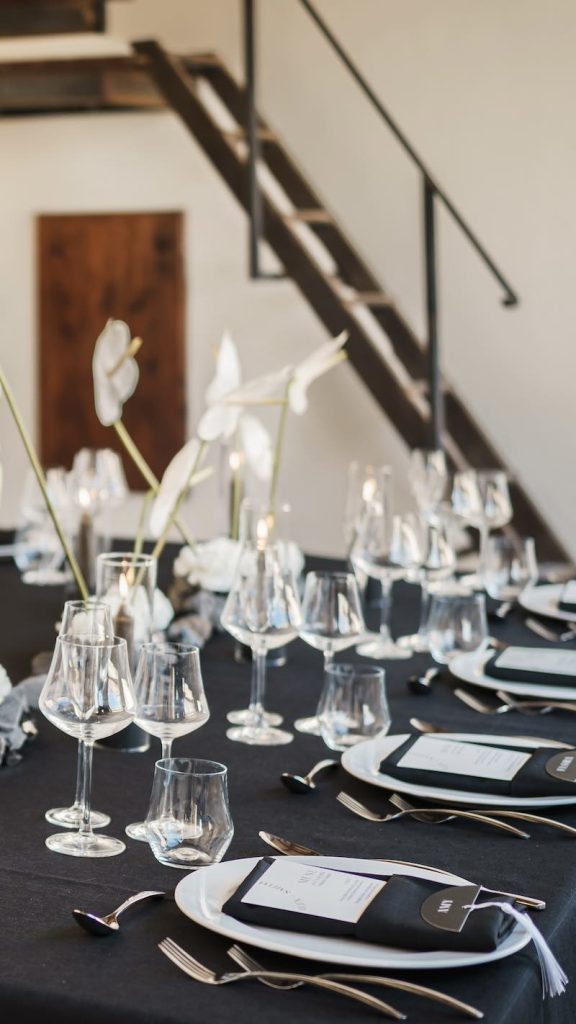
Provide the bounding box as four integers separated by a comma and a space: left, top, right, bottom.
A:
125, 642, 210, 842
398, 520, 456, 652
409, 449, 447, 523
427, 592, 489, 664
39, 635, 135, 858
221, 523, 302, 746
452, 469, 513, 587
352, 509, 421, 659
483, 535, 538, 602
45, 600, 114, 830
295, 571, 365, 735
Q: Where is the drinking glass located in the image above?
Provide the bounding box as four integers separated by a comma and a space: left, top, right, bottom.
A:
318, 664, 390, 751
221, 525, 302, 745
483, 535, 538, 601
71, 448, 128, 510
228, 498, 288, 726
343, 463, 392, 556
45, 600, 114, 829
96, 552, 157, 670
427, 592, 489, 664
452, 469, 513, 586
125, 642, 210, 841
398, 520, 456, 652
352, 508, 421, 659
146, 758, 233, 869
409, 449, 447, 523
39, 635, 135, 857
295, 571, 365, 735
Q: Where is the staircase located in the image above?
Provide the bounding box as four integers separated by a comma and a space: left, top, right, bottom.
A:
134, 40, 566, 561
0, 27, 567, 559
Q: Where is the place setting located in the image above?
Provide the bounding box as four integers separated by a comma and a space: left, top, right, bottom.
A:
2, 317, 576, 1024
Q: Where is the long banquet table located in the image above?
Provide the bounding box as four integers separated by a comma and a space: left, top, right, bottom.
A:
1, 547, 576, 1024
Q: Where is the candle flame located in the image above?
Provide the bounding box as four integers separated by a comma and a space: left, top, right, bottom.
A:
229, 450, 242, 472
119, 571, 129, 601
256, 517, 269, 551
78, 487, 91, 510
362, 477, 377, 503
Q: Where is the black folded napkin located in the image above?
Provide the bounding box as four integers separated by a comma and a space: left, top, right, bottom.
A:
558, 582, 576, 613
379, 733, 576, 797
223, 858, 516, 953
484, 646, 576, 686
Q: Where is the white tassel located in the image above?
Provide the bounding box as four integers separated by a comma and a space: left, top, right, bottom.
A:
467, 901, 568, 998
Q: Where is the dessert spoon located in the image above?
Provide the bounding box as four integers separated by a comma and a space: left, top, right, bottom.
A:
73, 890, 165, 936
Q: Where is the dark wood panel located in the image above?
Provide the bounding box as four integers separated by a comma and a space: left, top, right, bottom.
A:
38, 211, 186, 488
0, 0, 107, 36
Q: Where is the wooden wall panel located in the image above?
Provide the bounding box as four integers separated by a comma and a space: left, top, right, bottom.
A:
37, 211, 186, 489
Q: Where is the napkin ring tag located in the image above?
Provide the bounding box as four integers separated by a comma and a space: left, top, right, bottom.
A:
420, 884, 481, 933
545, 751, 576, 783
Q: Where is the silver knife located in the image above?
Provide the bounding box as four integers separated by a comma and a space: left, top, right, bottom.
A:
258, 831, 546, 910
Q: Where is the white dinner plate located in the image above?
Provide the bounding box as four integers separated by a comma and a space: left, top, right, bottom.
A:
341, 732, 576, 807
449, 649, 576, 700
520, 583, 576, 623
175, 855, 529, 970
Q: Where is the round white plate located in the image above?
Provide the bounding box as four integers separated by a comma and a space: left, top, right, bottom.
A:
175, 855, 529, 970
341, 732, 576, 807
449, 649, 576, 700
520, 583, 576, 623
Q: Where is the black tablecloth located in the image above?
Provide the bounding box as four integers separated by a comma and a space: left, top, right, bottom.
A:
1, 549, 576, 1024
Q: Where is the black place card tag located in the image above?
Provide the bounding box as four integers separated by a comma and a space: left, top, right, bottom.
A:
545, 751, 576, 783
420, 884, 482, 933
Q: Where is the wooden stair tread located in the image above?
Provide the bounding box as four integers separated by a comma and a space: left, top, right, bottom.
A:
283, 208, 332, 224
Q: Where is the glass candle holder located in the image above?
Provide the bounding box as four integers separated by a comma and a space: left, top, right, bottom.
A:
95, 552, 157, 751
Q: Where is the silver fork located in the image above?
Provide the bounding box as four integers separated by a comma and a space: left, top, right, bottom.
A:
159, 938, 405, 1018
337, 791, 529, 838
454, 687, 576, 716
389, 792, 576, 837
525, 617, 576, 643
227, 944, 484, 1019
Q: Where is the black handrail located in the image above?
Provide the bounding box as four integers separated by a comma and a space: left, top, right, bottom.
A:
297, 0, 518, 309
243, 0, 519, 447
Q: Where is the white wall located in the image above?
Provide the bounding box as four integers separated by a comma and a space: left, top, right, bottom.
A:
0, 0, 574, 557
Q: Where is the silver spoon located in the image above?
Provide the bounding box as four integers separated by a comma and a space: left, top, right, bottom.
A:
73, 890, 165, 936
281, 758, 339, 794
407, 667, 440, 695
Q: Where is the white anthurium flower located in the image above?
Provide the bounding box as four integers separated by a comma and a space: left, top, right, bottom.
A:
197, 333, 282, 481
239, 413, 273, 481
174, 537, 242, 593
92, 319, 140, 427
149, 438, 206, 539
288, 331, 349, 415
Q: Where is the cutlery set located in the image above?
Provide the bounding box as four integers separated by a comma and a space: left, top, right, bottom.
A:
69, 603, 576, 1020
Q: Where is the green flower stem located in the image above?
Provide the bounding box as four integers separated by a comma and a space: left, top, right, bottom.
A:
0, 364, 89, 600
230, 433, 243, 541
133, 488, 154, 559
268, 391, 290, 518
112, 419, 195, 549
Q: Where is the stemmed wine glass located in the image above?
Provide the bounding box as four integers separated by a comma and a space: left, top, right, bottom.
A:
227, 499, 287, 728
39, 635, 135, 857
125, 642, 210, 842
452, 469, 512, 586
221, 519, 302, 745
409, 449, 447, 523
483, 535, 538, 602
352, 507, 421, 660
398, 520, 456, 652
45, 599, 115, 829
294, 571, 365, 735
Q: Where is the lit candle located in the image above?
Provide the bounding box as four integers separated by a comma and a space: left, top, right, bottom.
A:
113, 570, 135, 669
362, 476, 377, 503
76, 487, 96, 592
